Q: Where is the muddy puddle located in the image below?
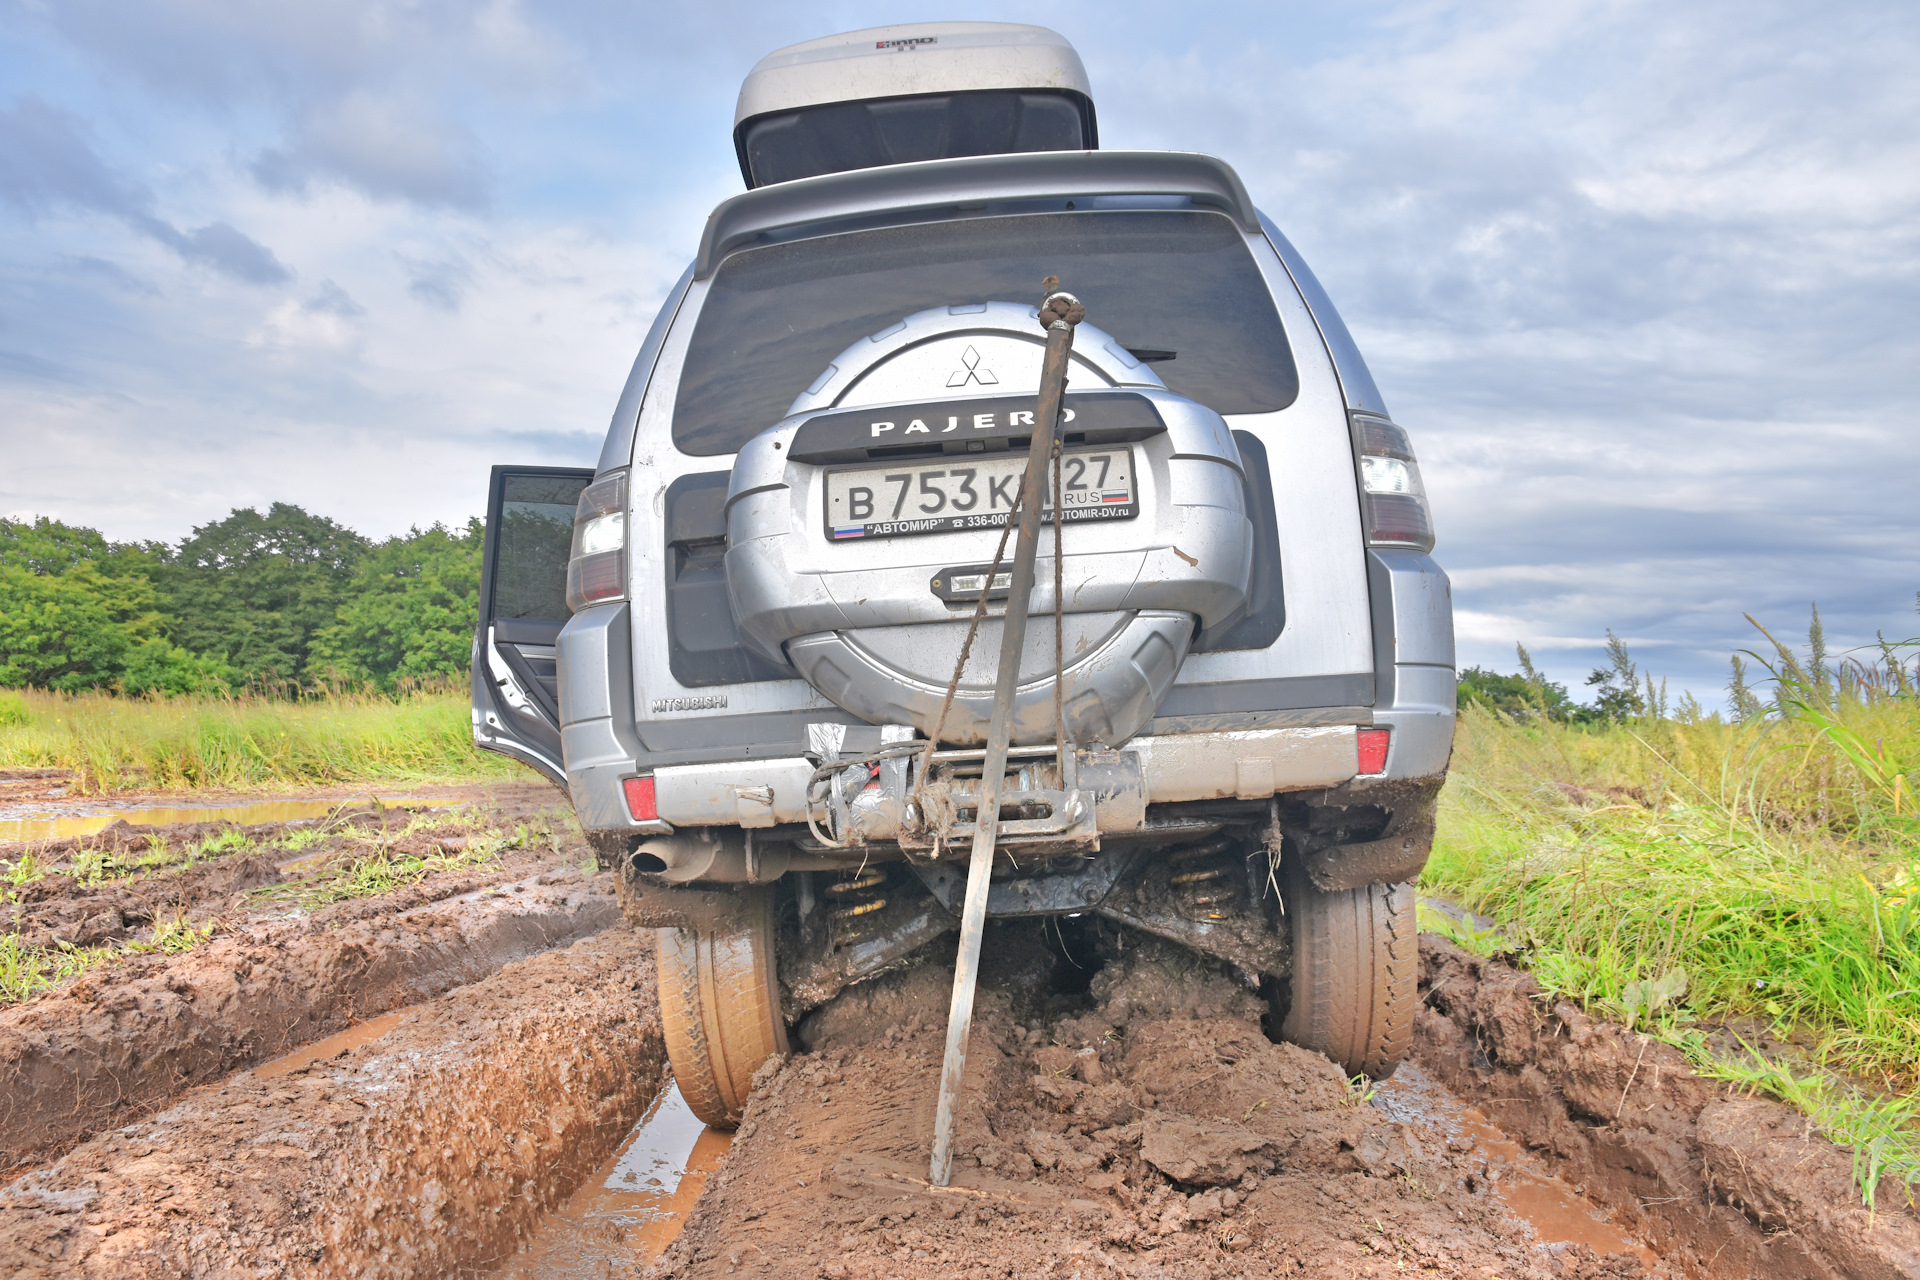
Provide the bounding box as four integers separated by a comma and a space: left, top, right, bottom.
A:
253, 1011, 409, 1080
494, 1083, 731, 1278
0, 794, 450, 843
1374, 1063, 1657, 1266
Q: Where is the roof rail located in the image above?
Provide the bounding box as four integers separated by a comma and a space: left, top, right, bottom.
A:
694, 149, 1259, 279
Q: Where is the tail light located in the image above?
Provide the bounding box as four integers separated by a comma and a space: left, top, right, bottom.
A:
565, 469, 629, 611
1351, 414, 1435, 552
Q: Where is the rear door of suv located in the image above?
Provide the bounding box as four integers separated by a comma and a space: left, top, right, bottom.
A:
472, 465, 593, 788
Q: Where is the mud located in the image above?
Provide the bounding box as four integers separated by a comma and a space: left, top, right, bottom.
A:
645, 926, 1677, 1280
1, 782, 569, 952
0, 926, 666, 1278
1, 785, 612, 1177
4, 868, 618, 1174
0, 776, 563, 840
4, 778, 1912, 1280
1417, 937, 1920, 1280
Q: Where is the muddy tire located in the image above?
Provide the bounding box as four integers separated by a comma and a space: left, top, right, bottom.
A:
1279, 861, 1417, 1078
655, 885, 790, 1128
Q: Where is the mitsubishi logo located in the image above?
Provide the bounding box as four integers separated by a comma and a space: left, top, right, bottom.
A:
946, 346, 998, 388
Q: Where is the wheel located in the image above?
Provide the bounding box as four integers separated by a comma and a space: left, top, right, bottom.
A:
1279, 858, 1417, 1078
655, 884, 790, 1128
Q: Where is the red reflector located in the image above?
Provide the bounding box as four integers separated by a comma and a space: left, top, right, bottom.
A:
576, 550, 625, 602
1356, 728, 1390, 775
622, 776, 657, 821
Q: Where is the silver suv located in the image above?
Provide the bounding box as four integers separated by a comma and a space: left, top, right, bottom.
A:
472, 22, 1454, 1127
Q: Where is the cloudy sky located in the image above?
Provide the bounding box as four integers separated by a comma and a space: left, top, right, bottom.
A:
3, 0, 1915, 703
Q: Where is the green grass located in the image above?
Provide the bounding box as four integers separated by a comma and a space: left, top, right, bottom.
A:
1426, 694, 1920, 1206
1674, 1034, 1920, 1214
0, 913, 214, 1005
245, 811, 539, 909
0, 807, 550, 1003
0, 686, 520, 794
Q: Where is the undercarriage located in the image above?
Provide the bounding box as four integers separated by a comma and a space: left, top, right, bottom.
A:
599, 772, 1437, 1127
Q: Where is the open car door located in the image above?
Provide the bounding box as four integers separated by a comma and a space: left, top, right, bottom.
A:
471, 465, 595, 789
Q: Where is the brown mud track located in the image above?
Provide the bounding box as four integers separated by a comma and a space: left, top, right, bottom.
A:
2, 780, 1915, 1279
0, 771, 553, 822
1419, 941, 1920, 1279
649, 931, 1920, 1280
1, 781, 607, 1176
1, 927, 664, 1277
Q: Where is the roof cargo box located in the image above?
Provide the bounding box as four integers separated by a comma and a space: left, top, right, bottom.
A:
732, 22, 1097, 189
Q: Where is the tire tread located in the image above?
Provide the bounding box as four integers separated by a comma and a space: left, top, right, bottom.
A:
653, 888, 788, 1128
1282, 864, 1418, 1078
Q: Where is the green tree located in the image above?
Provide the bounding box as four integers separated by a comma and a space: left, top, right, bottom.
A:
157, 504, 370, 688
307, 521, 483, 691
1727, 654, 1765, 721
0, 516, 165, 691
0, 515, 160, 579
1456, 665, 1541, 715
1585, 630, 1645, 721
121, 640, 235, 696
0, 563, 158, 690
1456, 644, 1578, 721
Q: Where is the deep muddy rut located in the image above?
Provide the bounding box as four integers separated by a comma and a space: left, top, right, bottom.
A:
4, 783, 1916, 1278
643, 928, 1679, 1280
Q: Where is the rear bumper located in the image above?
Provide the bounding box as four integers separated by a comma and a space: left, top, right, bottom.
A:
647, 724, 1361, 830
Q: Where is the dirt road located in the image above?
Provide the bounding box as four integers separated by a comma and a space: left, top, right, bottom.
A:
3, 776, 1914, 1278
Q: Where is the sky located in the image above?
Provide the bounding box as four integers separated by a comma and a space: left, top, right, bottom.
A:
2, 0, 1916, 705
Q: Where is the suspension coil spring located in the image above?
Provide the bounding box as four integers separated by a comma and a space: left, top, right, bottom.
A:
1166, 837, 1241, 921
825, 867, 888, 920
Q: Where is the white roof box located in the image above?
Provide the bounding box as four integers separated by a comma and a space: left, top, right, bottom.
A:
733, 22, 1096, 189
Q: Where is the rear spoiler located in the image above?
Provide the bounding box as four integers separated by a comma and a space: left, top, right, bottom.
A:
694, 149, 1261, 279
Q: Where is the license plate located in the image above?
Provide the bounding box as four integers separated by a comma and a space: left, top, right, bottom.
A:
824, 448, 1138, 541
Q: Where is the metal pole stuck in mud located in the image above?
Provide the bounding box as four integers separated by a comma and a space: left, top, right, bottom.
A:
929, 285, 1084, 1187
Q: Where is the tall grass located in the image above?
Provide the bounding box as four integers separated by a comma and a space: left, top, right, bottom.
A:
1427, 653, 1920, 1205
0, 685, 519, 793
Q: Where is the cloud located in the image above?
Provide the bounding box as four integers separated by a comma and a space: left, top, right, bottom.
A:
0, 95, 290, 284
156, 220, 292, 284
400, 253, 474, 311
1, 0, 1916, 710
64, 254, 161, 296
251, 279, 367, 350
0, 94, 149, 217
1084, 0, 1920, 696
252, 91, 490, 210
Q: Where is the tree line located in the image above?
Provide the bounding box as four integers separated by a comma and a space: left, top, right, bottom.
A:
0, 506, 482, 696
1460, 604, 1918, 724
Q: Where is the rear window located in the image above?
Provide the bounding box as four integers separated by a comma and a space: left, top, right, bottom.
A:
670, 210, 1297, 456
739, 90, 1091, 187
